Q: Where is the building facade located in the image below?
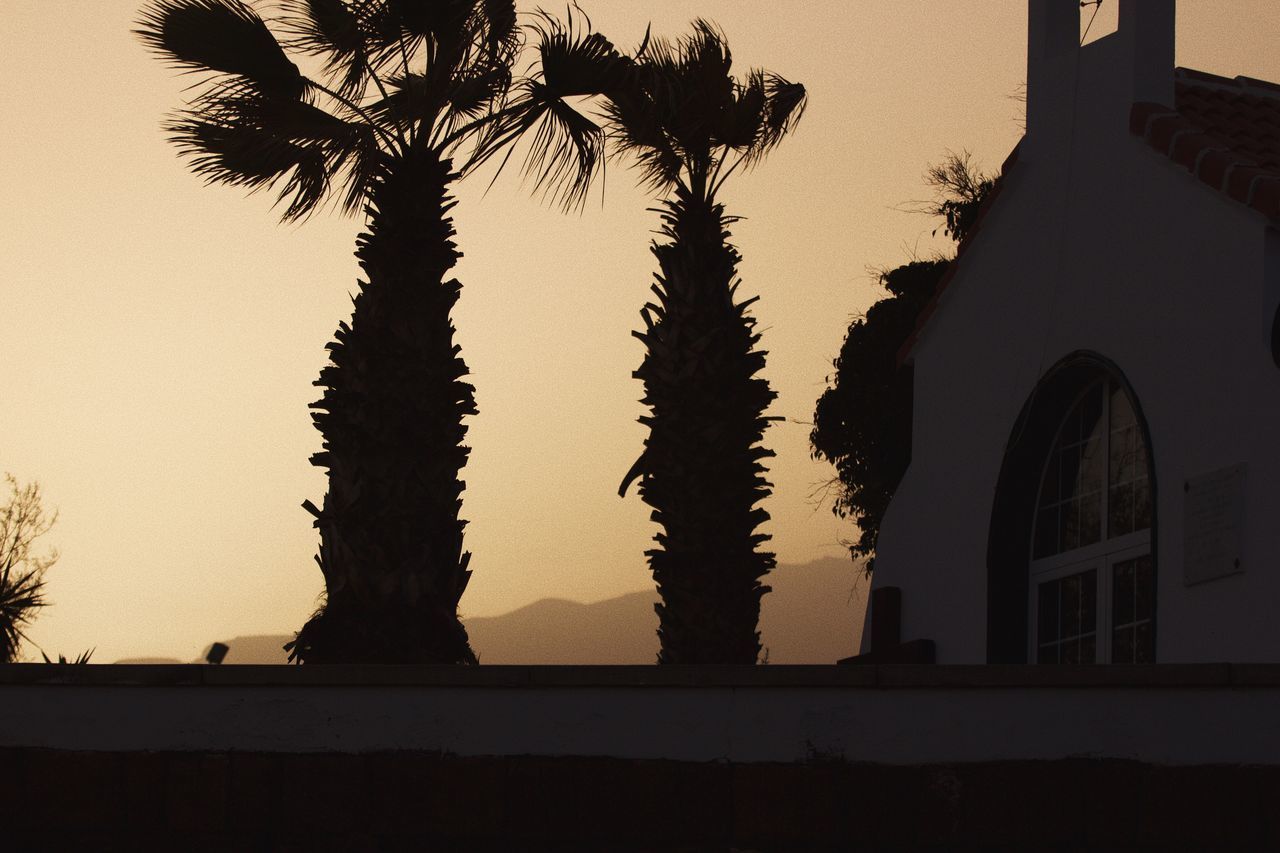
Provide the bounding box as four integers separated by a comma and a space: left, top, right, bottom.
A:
872, 0, 1280, 663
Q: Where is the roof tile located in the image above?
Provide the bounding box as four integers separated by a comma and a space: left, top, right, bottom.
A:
1250, 177, 1280, 217
1147, 113, 1202, 155
1226, 165, 1273, 205
1170, 132, 1225, 170
1129, 68, 1280, 219
1195, 148, 1253, 191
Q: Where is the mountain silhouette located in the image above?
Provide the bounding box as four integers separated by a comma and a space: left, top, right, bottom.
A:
114, 557, 867, 665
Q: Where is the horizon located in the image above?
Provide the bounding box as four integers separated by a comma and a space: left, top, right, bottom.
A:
115, 554, 868, 664
4, 1, 1280, 662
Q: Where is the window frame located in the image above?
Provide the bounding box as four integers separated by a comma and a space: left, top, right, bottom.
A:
1026, 379, 1152, 663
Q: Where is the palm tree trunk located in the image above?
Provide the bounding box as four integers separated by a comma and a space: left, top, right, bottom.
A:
291, 148, 478, 664
630, 184, 778, 664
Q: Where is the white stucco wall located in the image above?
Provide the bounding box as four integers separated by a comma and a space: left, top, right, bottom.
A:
873, 1, 1280, 663
4, 665, 1280, 766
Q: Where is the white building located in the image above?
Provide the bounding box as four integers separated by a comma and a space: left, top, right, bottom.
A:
868, 0, 1280, 664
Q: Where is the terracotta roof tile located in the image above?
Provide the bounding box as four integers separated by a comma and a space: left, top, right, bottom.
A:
1132, 67, 1280, 213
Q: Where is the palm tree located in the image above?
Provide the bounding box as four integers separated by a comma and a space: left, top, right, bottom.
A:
505, 17, 806, 663
137, 0, 566, 663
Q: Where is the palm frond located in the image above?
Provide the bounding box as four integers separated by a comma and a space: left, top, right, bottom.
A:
350, 0, 423, 78
478, 0, 519, 60
533, 10, 632, 97
603, 92, 681, 193
332, 126, 381, 214
756, 73, 807, 155
365, 72, 435, 129
513, 80, 605, 211
659, 21, 733, 158
136, 0, 304, 100
278, 0, 370, 97
386, 0, 474, 41
434, 66, 511, 145
473, 9, 627, 206
171, 75, 380, 219
713, 70, 766, 151
167, 103, 332, 221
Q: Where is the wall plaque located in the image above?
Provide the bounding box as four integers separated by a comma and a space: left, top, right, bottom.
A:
1183, 463, 1246, 586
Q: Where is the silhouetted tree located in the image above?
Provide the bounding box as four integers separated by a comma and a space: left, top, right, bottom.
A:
811, 153, 994, 572
505, 16, 805, 663
0, 475, 58, 663
138, 0, 540, 664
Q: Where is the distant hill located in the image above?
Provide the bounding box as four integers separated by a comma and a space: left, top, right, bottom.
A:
114, 657, 183, 665
466, 555, 868, 664
115, 557, 867, 665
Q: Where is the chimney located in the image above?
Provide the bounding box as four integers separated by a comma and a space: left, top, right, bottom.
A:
1119, 0, 1175, 106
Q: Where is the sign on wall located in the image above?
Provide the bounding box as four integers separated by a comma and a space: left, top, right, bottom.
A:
1183, 464, 1246, 586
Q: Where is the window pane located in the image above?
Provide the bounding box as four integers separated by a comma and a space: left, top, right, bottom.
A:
1038, 582, 1058, 645
1134, 478, 1152, 531
1113, 560, 1134, 626
1134, 555, 1154, 620
1060, 448, 1081, 501
1109, 426, 1135, 486
1061, 574, 1081, 636
1060, 500, 1080, 552
1079, 491, 1102, 546
1037, 571, 1099, 665
1135, 622, 1154, 663
1081, 569, 1097, 633
1112, 625, 1134, 663
1109, 482, 1134, 537
1080, 437, 1104, 495
1110, 384, 1136, 429
1033, 380, 1149, 559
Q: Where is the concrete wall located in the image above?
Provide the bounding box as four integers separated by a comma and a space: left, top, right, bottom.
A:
4, 664, 1280, 765
874, 0, 1280, 662
6, 664, 1280, 847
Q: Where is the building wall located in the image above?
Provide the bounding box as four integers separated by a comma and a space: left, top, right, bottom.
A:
4, 664, 1280, 765
874, 2, 1280, 663
4, 664, 1280, 847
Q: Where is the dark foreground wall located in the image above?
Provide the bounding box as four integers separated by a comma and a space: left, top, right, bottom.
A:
5, 749, 1278, 850
4, 664, 1280, 849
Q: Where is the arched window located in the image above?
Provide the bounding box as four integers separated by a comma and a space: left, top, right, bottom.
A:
1028, 379, 1153, 663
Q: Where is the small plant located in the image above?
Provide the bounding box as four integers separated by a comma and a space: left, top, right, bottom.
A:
41, 649, 93, 665
0, 474, 58, 663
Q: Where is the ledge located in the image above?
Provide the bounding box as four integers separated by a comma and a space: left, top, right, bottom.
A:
2, 662, 1278, 688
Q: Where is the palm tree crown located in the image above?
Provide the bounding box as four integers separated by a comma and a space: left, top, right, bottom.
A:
511, 16, 806, 663
138, 0, 575, 664
137, 0, 522, 219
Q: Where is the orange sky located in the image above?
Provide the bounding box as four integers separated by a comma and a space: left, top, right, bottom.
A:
3, 1, 1278, 662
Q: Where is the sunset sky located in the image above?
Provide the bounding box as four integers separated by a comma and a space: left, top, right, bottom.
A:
3, 1, 1279, 662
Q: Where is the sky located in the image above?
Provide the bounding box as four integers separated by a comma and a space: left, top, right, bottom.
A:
3, 1, 1280, 663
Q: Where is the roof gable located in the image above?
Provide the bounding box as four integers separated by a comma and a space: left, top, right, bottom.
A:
901, 65, 1280, 367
